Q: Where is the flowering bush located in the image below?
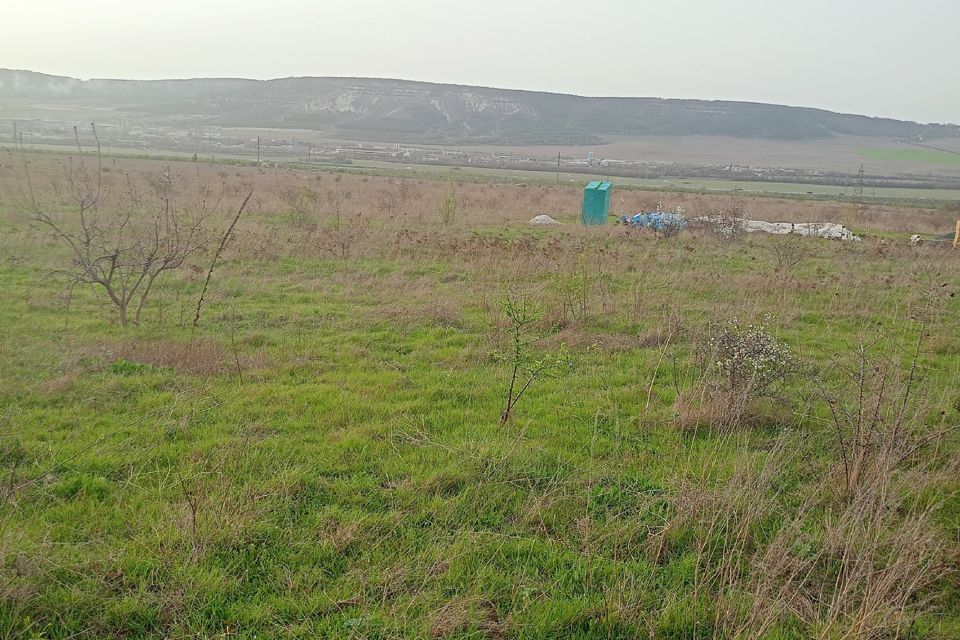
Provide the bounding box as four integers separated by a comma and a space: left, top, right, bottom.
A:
709, 316, 796, 397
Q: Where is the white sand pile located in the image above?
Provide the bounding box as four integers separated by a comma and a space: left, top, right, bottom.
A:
529, 215, 561, 225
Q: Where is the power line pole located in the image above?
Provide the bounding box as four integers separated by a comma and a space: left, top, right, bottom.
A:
854, 163, 865, 209
556, 151, 561, 186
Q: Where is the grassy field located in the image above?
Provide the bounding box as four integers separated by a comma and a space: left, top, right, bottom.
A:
0, 152, 958, 639
860, 147, 960, 168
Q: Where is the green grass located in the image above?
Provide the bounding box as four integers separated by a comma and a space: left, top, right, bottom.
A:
859, 146, 960, 167
1, 186, 959, 638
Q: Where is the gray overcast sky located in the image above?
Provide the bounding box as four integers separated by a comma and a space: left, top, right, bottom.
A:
4, 0, 958, 123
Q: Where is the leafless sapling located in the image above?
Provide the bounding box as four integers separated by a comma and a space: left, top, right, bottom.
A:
496, 293, 571, 425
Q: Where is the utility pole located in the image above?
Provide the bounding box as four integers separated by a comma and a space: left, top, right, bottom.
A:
854, 163, 865, 209
556, 151, 561, 186
90, 122, 100, 155
12, 120, 17, 146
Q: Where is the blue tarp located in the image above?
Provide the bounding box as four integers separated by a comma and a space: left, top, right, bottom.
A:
619, 212, 687, 231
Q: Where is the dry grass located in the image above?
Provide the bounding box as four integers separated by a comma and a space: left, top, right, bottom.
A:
429, 597, 505, 639
4, 149, 957, 241
674, 384, 754, 434
652, 436, 953, 639
80, 338, 267, 375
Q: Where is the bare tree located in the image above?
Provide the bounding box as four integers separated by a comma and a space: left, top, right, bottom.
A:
18, 150, 221, 326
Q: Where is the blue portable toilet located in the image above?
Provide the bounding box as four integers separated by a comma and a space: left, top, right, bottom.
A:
582, 181, 612, 225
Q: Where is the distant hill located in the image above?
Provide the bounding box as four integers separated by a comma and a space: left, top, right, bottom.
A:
2, 69, 958, 145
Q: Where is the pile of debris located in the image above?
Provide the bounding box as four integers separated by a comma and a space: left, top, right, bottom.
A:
619, 211, 688, 232
696, 216, 861, 242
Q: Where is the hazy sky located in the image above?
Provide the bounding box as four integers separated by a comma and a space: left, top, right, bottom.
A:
4, 0, 958, 123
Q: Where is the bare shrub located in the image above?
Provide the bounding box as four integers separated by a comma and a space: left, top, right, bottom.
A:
376, 189, 401, 217
18, 155, 220, 326
814, 282, 955, 502
316, 187, 366, 258
544, 249, 616, 329
275, 183, 318, 227
316, 218, 367, 259
768, 234, 813, 275
327, 186, 352, 227
176, 434, 269, 559
549, 252, 593, 327
438, 182, 458, 227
